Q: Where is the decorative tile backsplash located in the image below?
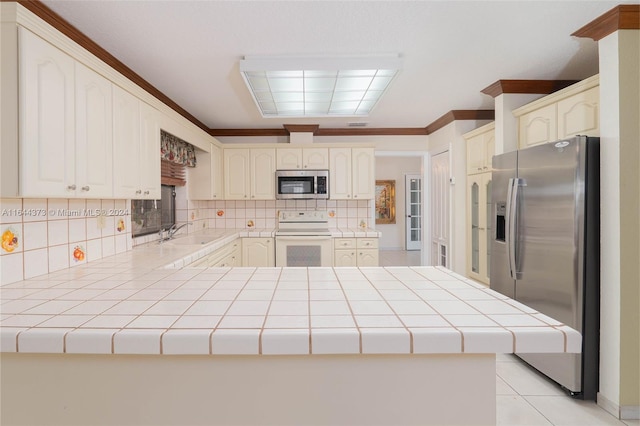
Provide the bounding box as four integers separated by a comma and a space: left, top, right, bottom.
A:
0, 198, 132, 284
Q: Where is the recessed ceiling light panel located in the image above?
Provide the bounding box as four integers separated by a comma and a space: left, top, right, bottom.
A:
240, 55, 401, 118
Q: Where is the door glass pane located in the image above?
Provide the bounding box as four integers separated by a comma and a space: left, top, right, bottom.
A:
471, 182, 479, 273
486, 179, 492, 277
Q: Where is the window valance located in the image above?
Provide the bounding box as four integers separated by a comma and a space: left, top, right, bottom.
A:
160, 130, 197, 167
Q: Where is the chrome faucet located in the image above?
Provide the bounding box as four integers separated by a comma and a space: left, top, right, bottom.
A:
167, 222, 193, 239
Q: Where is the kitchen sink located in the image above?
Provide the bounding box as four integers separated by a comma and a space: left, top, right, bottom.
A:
167, 234, 220, 245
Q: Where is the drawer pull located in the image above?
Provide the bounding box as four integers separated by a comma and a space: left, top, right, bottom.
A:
67, 184, 76, 190
81, 186, 90, 191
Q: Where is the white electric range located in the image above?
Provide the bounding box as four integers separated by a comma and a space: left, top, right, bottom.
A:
275, 210, 332, 267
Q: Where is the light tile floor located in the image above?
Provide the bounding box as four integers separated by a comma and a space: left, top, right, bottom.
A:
497, 353, 638, 426
381, 250, 638, 426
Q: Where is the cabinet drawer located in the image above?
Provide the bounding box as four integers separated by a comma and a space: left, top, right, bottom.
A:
357, 238, 378, 249
334, 238, 356, 249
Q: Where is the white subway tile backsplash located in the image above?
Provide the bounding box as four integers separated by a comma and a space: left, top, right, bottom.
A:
48, 244, 69, 272
68, 218, 86, 243
23, 221, 47, 250
1, 253, 24, 283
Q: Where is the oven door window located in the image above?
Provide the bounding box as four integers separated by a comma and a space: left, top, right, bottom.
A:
278, 176, 314, 195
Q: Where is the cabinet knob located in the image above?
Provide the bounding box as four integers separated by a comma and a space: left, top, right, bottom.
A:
347, 194, 351, 198
244, 195, 247, 198
297, 165, 300, 168
354, 195, 358, 198
477, 167, 483, 171
144, 190, 150, 195
251, 195, 255, 198
67, 184, 76, 190
135, 190, 142, 194
304, 165, 307, 168
81, 186, 90, 191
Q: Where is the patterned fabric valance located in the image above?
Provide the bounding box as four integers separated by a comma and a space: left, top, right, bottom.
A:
160, 130, 197, 167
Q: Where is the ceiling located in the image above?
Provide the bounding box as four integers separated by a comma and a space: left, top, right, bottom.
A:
41, 0, 634, 132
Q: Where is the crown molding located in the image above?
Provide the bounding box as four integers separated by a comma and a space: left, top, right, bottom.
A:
425, 110, 495, 135
283, 124, 320, 134
572, 4, 640, 41
9, 0, 211, 134
481, 80, 579, 98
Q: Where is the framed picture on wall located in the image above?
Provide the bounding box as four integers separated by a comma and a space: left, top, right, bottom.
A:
375, 180, 396, 224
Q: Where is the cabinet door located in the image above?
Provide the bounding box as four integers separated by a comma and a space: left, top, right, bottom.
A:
357, 249, 379, 266
466, 173, 490, 284
113, 86, 141, 198
139, 102, 160, 199
242, 238, 274, 267
250, 148, 276, 199
224, 149, 250, 199
518, 104, 557, 149
334, 250, 356, 266
211, 144, 223, 199
352, 148, 375, 199
557, 86, 599, 139
466, 134, 486, 175
19, 27, 75, 197
303, 148, 329, 169
484, 132, 495, 172
75, 62, 113, 198
276, 148, 302, 169
329, 148, 352, 199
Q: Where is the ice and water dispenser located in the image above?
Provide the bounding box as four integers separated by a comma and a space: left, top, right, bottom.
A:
495, 202, 506, 242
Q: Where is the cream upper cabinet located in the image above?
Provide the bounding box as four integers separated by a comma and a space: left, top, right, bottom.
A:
242, 238, 274, 267
138, 102, 161, 199
465, 122, 495, 175
329, 147, 375, 200
188, 143, 222, 200
329, 148, 353, 199
352, 148, 375, 199
515, 75, 599, 149
17, 28, 114, 199
557, 86, 599, 140
75, 62, 113, 198
250, 148, 276, 199
303, 148, 329, 169
223, 149, 250, 199
276, 147, 328, 169
19, 27, 75, 198
466, 172, 492, 285
113, 86, 159, 200
224, 148, 275, 200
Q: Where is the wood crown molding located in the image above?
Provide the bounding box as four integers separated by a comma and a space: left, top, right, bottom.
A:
209, 127, 429, 137
572, 5, 640, 41
11, 0, 211, 134
425, 110, 495, 135
481, 80, 579, 98
283, 124, 320, 134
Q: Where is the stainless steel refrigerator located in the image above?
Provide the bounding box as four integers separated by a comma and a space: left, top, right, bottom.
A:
490, 135, 600, 400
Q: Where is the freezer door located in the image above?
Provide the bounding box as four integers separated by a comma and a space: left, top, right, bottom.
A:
515, 137, 585, 329
489, 151, 517, 298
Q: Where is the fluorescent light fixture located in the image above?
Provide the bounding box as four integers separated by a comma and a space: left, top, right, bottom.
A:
240, 55, 401, 118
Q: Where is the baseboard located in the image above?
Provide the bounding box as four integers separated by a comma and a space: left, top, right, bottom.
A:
621, 405, 640, 420
597, 393, 640, 420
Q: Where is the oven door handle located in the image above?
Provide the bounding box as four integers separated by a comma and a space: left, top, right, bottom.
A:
275, 236, 332, 241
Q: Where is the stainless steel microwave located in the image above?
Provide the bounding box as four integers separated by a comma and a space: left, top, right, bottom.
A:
275, 170, 329, 200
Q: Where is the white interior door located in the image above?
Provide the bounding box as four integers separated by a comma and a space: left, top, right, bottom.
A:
430, 151, 450, 267
405, 174, 422, 250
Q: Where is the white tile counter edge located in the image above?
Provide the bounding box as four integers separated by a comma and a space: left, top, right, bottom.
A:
0, 228, 581, 356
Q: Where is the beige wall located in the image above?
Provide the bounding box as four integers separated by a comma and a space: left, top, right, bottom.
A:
374, 157, 422, 250
598, 29, 640, 418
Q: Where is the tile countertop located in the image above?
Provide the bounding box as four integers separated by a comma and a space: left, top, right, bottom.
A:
0, 229, 580, 356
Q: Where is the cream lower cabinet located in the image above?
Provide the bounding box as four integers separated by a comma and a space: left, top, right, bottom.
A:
190, 240, 241, 267
515, 75, 599, 149
329, 147, 375, 200
334, 238, 379, 266
466, 173, 492, 285
224, 148, 276, 200
242, 238, 274, 267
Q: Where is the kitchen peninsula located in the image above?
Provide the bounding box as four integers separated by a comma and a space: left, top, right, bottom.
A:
1, 230, 581, 426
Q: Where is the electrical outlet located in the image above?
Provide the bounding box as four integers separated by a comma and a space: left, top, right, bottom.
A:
97, 213, 106, 229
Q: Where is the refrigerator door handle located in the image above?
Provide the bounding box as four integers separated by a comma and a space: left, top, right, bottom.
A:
506, 178, 515, 279
507, 178, 524, 280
